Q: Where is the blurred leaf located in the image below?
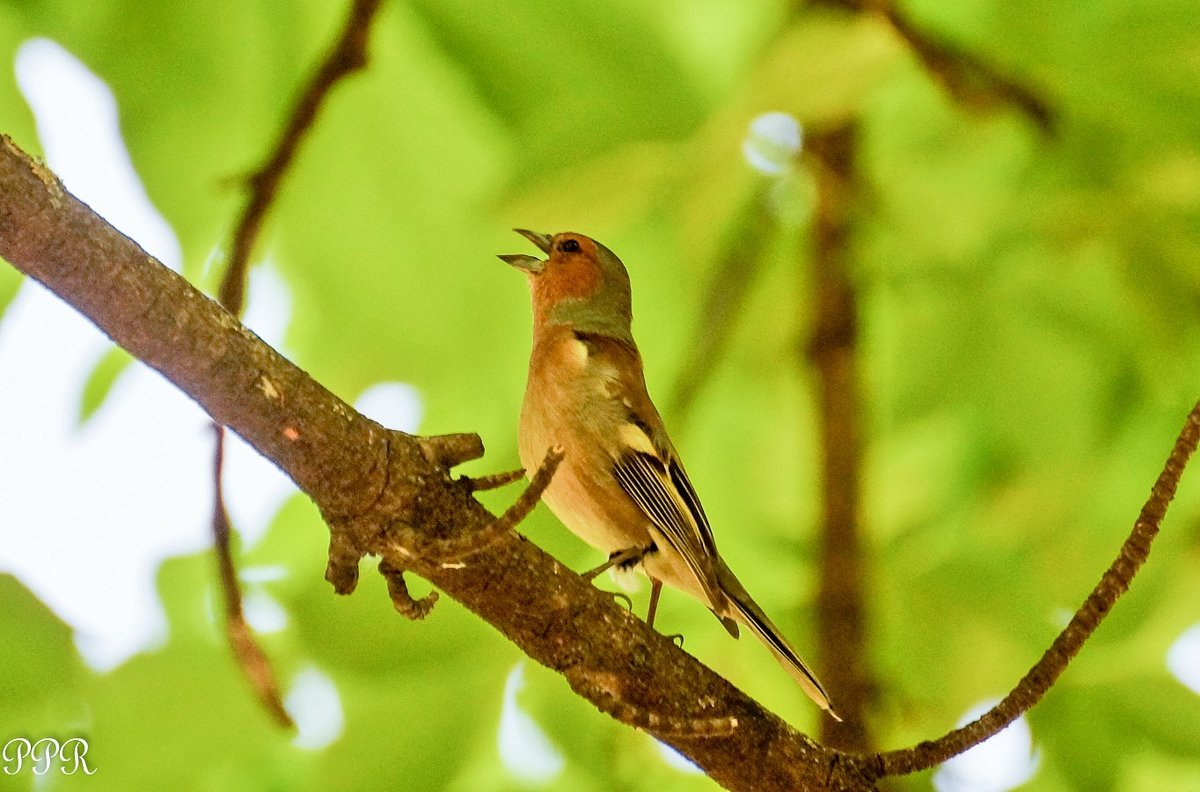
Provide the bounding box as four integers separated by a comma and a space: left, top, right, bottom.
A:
2, 0, 1200, 788
0, 575, 87, 739
76, 345, 131, 425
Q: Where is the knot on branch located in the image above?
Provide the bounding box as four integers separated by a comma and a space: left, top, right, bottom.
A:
384, 446, 564, 565
418, 432, 485, 470
325, 525, 368, 595
379, 558, 439, 620
325, 446, 563, 626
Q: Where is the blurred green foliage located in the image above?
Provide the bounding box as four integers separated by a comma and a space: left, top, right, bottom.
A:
1, 0, 1199, 790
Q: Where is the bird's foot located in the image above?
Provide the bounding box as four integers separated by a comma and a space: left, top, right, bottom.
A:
609, 591, 634, 612
581, 546, 647, 582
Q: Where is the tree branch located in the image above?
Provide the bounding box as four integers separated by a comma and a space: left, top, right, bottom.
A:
4, 133, 1194, 791
219, 0, 384, 313
0, 137, 872, 791
876, 401, 1200, 775
811, 0, 1055, 134
210, 0, 385, 728
806, 124, 873, 750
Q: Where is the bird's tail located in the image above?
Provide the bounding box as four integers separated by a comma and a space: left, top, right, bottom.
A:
717, 564, 839, 720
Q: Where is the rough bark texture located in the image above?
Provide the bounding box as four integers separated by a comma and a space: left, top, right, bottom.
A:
0, 137, 878, 791
4, 132, 1193, 790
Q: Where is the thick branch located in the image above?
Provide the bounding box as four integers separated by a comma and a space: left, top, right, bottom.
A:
0, 138, 388, 516
807, 124, 873, 750
0, 137, 875, 791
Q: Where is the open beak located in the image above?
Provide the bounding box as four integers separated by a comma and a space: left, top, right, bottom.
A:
498, 228, 553, 273
514, 228, 553, 253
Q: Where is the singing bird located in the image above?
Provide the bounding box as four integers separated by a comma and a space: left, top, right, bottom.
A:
500, 229, 835, 716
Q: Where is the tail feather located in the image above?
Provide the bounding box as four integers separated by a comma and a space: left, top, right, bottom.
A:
718, 565, 839, 719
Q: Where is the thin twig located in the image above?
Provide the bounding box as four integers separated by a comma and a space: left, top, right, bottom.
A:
217, 0, 385, 313
464, 468, 526, 493
811, 0, 1054, 134
211, 426, 294, 728
388, 447, 565, 563
209, 0, 385, 729
875, 402, 1200, 774
806, 124, 873, 750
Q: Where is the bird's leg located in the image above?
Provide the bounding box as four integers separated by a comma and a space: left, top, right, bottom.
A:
581, 546, 645, 581
645, 578, 663, 628
646, 578, 685, 644
579, 548, 642, 614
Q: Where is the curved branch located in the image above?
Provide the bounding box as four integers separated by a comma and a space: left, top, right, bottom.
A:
210, 0, 385, 726
0, 137, 870, 792
874, 401, 1200, 774
219, 0, 384, 313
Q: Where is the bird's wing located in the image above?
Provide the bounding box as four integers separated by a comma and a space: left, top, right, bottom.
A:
612, 448, 717, 586
576, 332, 723, 598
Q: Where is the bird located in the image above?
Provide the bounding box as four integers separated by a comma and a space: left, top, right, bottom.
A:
499, 228, 836, 717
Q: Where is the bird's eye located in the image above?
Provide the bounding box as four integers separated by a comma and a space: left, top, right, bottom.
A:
559, 238, 581, 253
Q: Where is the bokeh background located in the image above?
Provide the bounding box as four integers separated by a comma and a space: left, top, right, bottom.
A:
1, 1, 1199, 790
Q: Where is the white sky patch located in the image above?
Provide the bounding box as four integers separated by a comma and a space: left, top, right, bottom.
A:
1167, 623, 1200, 695
239, 565, 289, 635
742, 111, 803, 175
933, 700, 1040, 792
497, 663, 565, 783
2, 38, 295, 670
354, 382, 423, 433
241, 588, 289, 634
0, 283, 213, 670
655, 739, 704, 774
286, 666, 345, 750
15, 37, 182, 271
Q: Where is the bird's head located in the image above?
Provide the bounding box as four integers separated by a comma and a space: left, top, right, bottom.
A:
500, 229, 633, 337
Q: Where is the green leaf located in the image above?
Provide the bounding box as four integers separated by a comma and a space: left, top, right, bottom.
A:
76, 345, 132, 425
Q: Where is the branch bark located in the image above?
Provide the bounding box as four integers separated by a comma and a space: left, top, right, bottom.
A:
806, 124, 873, 750
210, 0, 385, 728
3, 133, 1195, 790
0, 137, 872, 791
810, 0, 1054, 133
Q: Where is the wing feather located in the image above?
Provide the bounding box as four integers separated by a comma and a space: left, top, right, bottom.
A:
666, 457, 717, 558
613, 449, 721, 599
